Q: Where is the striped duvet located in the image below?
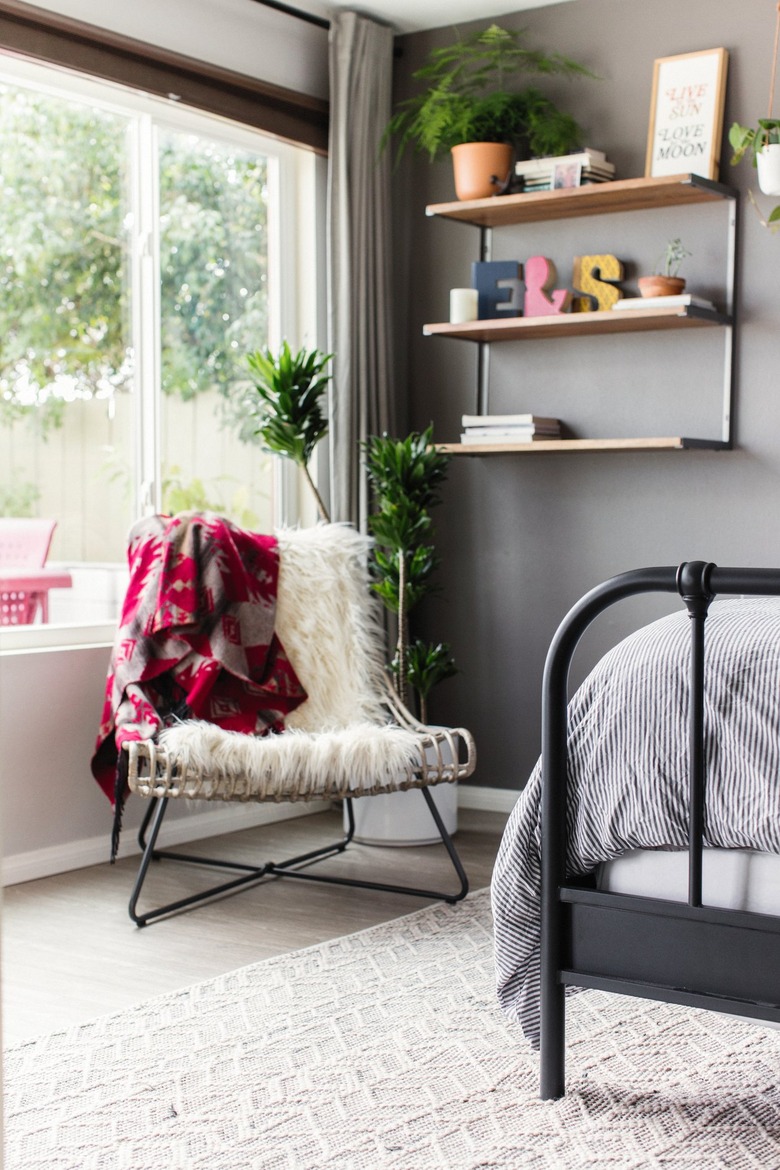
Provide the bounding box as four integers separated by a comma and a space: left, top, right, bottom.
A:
491, 596, 780, 1045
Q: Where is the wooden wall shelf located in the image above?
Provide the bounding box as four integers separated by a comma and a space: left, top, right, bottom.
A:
424, 172, 736, 453
424, 304, 730, 344
425, 173, 736, 228
438, 437, 730, 455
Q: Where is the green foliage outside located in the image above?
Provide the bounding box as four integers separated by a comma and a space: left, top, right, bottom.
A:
363, 426, 456, 721
0, 81, 270, 435
0, 478, 40, 517
0, 86, 129, 434
161, 466, 264, 531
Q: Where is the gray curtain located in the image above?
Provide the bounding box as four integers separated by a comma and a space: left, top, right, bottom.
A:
327, 11, 395, 527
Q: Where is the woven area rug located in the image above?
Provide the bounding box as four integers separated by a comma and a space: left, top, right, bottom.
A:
7, 888, 780, 1169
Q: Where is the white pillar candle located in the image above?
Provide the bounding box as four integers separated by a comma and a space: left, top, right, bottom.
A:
449, 287, 479, 324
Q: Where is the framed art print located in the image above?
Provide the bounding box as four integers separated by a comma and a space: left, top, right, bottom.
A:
645, 48, 729, 180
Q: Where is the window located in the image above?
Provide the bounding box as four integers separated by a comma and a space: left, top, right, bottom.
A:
0, 53, 323, 640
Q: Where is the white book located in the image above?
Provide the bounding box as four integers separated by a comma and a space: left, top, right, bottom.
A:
514, 148, 609, 176
462, 427, 560, 439
461, 413, 560, 429
612, 294, 717, 311
460, 432, 558, 444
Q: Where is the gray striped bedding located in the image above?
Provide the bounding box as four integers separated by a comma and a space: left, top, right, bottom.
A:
491, 596, 780, 1045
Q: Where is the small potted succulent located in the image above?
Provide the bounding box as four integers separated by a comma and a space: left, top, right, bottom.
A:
638, 238, 691, 299
383, 23, 594, 202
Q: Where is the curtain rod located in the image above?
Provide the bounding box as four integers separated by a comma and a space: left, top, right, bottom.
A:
248, 0, 331, 31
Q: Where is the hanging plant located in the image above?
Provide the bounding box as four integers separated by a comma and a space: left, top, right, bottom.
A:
729, 2, 780, 227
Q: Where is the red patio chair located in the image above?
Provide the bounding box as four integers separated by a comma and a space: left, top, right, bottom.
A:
0, 518, 70, 625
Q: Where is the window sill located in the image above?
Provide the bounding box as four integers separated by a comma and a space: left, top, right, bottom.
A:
0, 622, 115, 654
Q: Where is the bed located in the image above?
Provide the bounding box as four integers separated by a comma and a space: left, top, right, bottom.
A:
491, 561, 780, 1099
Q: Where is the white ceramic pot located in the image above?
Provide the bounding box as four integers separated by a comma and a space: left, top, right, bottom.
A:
345, 728, 458, 845
346, 781, 458, 846
757, 143, 780, 196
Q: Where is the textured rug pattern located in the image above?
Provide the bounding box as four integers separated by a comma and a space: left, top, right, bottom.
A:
7, 889, 780, 1169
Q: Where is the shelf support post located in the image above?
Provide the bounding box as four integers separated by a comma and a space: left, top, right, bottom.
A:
476, 225, 492, 414
720, 194, 738, 447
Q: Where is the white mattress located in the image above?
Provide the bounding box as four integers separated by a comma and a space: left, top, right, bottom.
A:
598, 848, 780, 915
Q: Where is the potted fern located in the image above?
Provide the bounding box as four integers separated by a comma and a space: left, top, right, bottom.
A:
384, 23, 594, 201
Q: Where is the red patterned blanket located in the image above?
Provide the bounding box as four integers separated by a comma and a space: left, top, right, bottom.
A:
91, 513, 307, 850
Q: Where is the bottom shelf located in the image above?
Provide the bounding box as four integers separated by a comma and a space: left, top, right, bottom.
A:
437, 436, 730, 455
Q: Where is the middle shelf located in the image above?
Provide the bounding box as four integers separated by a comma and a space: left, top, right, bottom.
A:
423, 303, 731, 343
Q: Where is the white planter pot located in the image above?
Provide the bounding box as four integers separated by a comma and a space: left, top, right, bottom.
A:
346, 780, 458, 846
757, 143, 780, 196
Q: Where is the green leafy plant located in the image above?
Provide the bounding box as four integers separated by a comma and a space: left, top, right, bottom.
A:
161, 467, 261, 530
729, 118, 780, 166
383, 23, 594, 165
246, 341, 332, 521
729, 118, 780, 227
656, 238, 691, 278
364, 425, 456, 720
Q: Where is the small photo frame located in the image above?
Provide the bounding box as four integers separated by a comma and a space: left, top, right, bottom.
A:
552, 160, 582, 189
645, 48, 729, 181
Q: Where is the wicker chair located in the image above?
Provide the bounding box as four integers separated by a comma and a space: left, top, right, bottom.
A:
123, 522, 476, 925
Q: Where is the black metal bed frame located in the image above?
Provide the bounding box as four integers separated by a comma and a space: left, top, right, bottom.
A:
540, 561, 780, 1100
128, 788, 469, 927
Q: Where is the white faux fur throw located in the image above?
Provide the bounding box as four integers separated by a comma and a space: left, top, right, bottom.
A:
154, 720, 426, 801
151, 524, 434, 801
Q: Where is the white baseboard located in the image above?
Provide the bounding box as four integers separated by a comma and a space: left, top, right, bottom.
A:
2, 800, 329, 887
2, 787, 516, 886
457, 785, 518, 815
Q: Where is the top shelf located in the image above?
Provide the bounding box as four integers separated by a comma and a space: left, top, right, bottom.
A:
425, 173, 737, 229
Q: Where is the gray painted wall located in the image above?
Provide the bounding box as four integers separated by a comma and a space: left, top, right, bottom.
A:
394, 0, 780, 792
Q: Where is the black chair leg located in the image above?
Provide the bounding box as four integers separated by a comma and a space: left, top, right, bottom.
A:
126, 788, 469, 926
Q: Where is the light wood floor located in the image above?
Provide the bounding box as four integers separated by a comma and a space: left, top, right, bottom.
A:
2, 806, 508, 1046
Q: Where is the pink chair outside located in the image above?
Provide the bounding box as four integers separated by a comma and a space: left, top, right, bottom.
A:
0, 519, 72, 625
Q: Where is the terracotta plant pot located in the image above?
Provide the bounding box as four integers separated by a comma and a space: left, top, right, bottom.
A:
637, 275, 686, 299
757, 143, 780, 196
451, 142, 513, 201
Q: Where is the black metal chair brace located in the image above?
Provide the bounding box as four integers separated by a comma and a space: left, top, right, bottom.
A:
129, 787, 469, 927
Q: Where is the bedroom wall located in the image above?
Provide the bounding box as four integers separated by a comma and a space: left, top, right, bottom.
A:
395, 0, 780, 793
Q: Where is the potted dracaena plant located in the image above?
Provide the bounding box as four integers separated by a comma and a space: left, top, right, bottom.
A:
363, 425, 456, 724
349, 424, 459, 845
383, 23, 595, 201
244, 341, 332, 522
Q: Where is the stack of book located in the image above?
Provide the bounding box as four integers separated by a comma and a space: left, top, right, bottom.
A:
514, 148, 615, 192
612, 293, 717, 312
460, 414, 562, 444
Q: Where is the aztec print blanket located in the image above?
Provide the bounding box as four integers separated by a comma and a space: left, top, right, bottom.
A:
491, 596, 780, 1046
91, 512, 307, 852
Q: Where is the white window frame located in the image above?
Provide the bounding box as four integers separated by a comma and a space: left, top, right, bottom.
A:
0, 52, 325, 650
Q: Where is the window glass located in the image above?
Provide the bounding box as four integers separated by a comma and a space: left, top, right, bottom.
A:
0, 80, 135, 604
158, 127, 274, 532
0, 57, 313, 638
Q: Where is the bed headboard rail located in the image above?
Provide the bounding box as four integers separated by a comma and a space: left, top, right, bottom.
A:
540, 562, 780, 1100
